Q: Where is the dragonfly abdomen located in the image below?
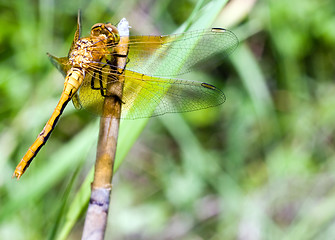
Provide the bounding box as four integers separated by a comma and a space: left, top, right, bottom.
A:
63, 68, 85, 97
13, 68, 84, 179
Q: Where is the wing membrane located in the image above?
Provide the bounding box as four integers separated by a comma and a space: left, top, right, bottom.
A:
123, 28, 238, 76
77, 69, 225, 119
49, 28, 235, 119
121, 70, 225, 119
47, 54, 70, 77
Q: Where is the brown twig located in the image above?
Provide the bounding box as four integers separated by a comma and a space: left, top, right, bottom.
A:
82, 19, 129, 240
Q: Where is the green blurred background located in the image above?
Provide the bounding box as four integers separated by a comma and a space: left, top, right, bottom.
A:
1, 0, 335, 239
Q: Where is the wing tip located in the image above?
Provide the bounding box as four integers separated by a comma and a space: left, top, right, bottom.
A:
211, 28, 227, 33
201, 82, 217, 90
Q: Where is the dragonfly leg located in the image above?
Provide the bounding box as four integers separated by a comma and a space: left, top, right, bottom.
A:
90, 69, 107, 96
90, 70, 99, 90
89, 67, 123, 103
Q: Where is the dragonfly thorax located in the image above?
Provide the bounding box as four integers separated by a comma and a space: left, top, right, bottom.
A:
69, 38, 99, 68
69, 22, 121, 69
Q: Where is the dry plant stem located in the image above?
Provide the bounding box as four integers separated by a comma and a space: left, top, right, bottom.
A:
82, 19, 129, 240
81, 99, 121, 240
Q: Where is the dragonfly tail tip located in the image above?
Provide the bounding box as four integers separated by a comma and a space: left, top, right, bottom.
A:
12, 172, 22, 180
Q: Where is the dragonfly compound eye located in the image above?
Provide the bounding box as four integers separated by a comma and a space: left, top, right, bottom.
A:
91, 23, 104, 36
90, 23, 120, 45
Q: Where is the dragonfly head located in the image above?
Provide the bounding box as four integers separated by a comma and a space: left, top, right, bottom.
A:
91, 23, 120, 45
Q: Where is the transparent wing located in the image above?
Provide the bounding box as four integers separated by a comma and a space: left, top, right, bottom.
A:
121, 70, 225, 119
77, 69, 225, 119
51, 27, 235, 118
123, 28, 238, 76
47, 54, 70, 77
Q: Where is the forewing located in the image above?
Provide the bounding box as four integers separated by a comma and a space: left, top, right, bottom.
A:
74, 28, 233, 118
124, 28, 238, 76
68, 10, 82, 57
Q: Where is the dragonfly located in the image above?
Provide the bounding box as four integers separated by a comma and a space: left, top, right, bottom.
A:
13, 12, 238, 179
